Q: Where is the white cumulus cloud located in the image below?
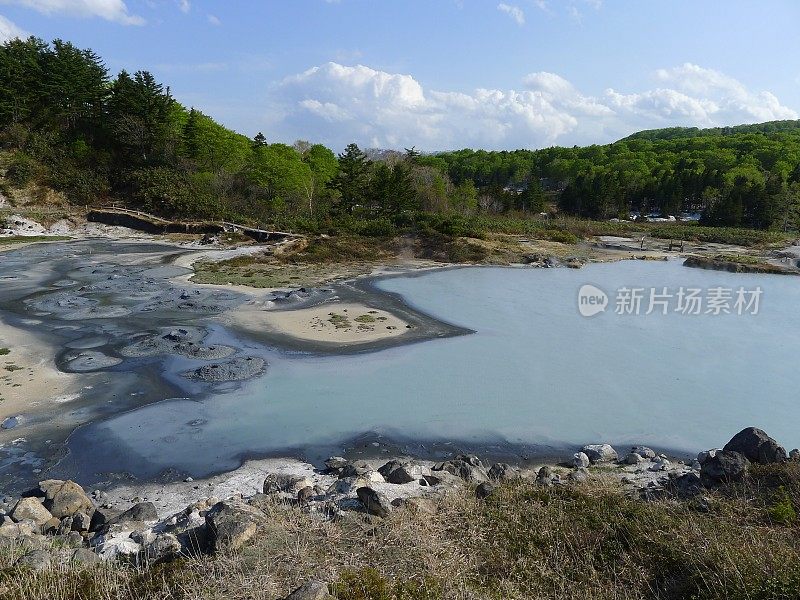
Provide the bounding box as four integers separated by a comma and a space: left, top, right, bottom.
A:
497, 3, 525, 25
274, 61, 798, 151
177, 0, 190, 14
0, 0, 144, 25
0, 14, 27, 41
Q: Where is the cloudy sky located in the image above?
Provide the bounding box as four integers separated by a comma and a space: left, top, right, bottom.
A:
1, 0, 799, 151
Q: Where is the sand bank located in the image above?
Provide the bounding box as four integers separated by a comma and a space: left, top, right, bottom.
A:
229, 301, 411, 345
0, 318, 83, 440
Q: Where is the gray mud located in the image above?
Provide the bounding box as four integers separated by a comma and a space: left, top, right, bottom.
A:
0, 240, 467, 494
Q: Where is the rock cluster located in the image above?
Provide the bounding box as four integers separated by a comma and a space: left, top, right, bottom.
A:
1, 426, 792, 575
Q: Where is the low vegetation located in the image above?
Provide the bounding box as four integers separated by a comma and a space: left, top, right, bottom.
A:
2, 463, 800, 599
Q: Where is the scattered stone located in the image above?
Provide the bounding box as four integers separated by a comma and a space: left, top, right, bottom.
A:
90, 506, 123, 532
630, 446, 656, 459
488, 463, 520, 482
284, 580, 333, 600
701, 450, 749, 485
15, 549, 52, 571
669, 472, 703, 498
536, 466, 554, 485
378, 460, 429, 484
10, 497, 53, 527
264, 474, 313, 495
573, 452, 590, 468
649, 457, 670, 472
205, 500, 267, 552
356, 487, 391, 518
297, 486, 315, 504
145, 533, 182, 563
697, 449, 720, 465
624, 452, 644, 465
106, 502, 158, 529
390, 497, 437, 515
723, 427, 787, 464
581, 444, 618, 464
568, 468, 589, 483
39, 480, 94, 519
70, 547, 101, 566
432, 456, 489, 484
184, 356, 266, 382
324, 456, 348, 473
339, 460, 373, 479
476, 482, 496, 499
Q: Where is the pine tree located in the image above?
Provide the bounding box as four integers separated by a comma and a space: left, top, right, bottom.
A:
252, 132, 267, 150
183, 108, 201, 160
329, 143, 370, 214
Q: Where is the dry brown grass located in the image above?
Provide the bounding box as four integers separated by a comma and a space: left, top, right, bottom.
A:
3, 470, 800, 600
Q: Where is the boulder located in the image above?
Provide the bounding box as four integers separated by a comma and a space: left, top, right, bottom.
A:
101, 502, 158, 533
378, 460, 429, 484
581, 444, 618, 464
93, 535, 142, 561
324, 457, 348, 473
573, 452, 590, 468
488, 463, 520, 482
630, 446, 656, 460
791, 449, 800, 461
356, 487, 391, 518
89, 506, 123, 532
568, 467, 589, 483
285, 580, 333, 600
264, 473, 313, 495
432, 457, 489, 484
205, 500, 267, 552
10, 497, 53, 527
70, 547, 101, 566
38, 480, 94, 519
536, 466, 554, 485
15, 550, 52, 571
71, 512, 91, 533
145, 533, 182, 563
624, 452, 644, 465
390, 497, 437, 515
0, 520, 36, 538
669, 472, 703, 498
475, 482, 496, 499
697, 449, 720, 465
701, 450, 749, 485
339, 460, 373, 479
723, 427, 787, 464
297, 486, 315, 504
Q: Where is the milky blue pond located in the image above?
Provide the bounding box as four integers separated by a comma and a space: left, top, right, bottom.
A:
68, 259, 800, 478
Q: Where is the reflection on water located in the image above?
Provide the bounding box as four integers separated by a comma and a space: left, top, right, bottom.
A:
66, 260, 800, 480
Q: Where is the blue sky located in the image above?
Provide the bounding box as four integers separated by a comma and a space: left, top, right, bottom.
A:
1, 0, 799, 151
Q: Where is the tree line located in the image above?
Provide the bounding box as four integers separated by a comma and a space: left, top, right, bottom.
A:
2, 37, 800, 232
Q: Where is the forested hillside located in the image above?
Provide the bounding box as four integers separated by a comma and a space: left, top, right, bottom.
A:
2, 37, 800, 233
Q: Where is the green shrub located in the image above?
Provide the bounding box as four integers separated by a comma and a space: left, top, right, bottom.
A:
6, 152, 38, 186
768, 486, 797, 525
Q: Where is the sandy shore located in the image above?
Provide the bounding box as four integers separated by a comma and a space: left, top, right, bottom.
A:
229, 301, 411, 344
0, 317, 83, 440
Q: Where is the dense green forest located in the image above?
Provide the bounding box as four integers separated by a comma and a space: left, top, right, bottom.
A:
2, 37, 800, 233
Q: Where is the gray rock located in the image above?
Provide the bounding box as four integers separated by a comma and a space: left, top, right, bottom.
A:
70, 547, 101, 566
432, 457, 489, 484
378, 460, 429, 484
475, 482, 496, 499
263, 473, 313, 495
339, 460, 373, 479
15, 549, 52, 571
723, 427, 787, 464
790, 449, 800, 461
356, 487, 391, 518
536, 466, 553, 485
0, 520, 36, 538
205, 501, 267, 552
145, 533, 182, 563
72, 512, 91, 532
581, 444, 618, 464
89, 506, 123, 532
669, 472, 703, 497
630, 446, 656, 459
324, 456, 348, 473
39, 480, 94, 519
284, 580, 333, 600
10, 497, 53, 527
488, 463, 520, 482
106, 502, 158, 529
297, 486, 315, 504
573, 452, 590, 468
624, 452, 644, 465
697, 449, 720, 465
568, 468, 589, 483
701, 450, 749, 485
